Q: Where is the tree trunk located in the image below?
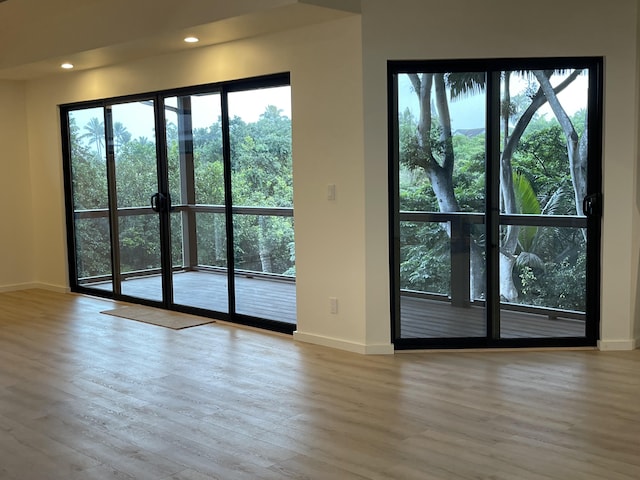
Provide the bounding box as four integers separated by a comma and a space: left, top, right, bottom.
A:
496, 70, 581, 301
258, 216, 272, 273
499, 251, 519, 302
214, 216, 224, 262
409, 73, 481, 301
499, 71, 520, 302
533, 70, 587, 225
406, 70, 582, 304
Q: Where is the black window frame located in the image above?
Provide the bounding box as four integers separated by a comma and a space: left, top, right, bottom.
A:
388, 57, 603, 350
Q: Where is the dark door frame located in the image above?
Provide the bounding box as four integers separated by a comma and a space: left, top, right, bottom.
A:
388, 57, 603, 349
61, 73, 295, 334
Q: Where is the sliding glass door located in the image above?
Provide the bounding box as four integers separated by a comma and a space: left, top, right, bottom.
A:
389, 58, 602, 348
110, 100, 164, 301
66, 100, 163, 302
163, 92, 230, 313
497, 69, 591, 339
68, 107, 113, 293
62, 74, 295, 333
228, 85, 295, 322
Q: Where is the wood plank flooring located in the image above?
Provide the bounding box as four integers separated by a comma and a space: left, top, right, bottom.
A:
0, 289, 638, 479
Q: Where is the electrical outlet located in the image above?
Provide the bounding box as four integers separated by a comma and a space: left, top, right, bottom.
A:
329, 297, 338, 314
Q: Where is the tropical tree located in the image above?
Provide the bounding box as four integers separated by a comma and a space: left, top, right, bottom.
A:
400, 68, 586, 303
81, 117, 105, 157
113, 121, 132, 150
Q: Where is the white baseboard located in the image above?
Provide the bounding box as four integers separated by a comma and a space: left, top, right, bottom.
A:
293, 331, 394, 355
0, 282, 70, 294
597, 339, 638, 351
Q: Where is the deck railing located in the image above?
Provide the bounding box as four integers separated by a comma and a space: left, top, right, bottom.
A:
399, 210, 587, 320
75, 204, 295, 285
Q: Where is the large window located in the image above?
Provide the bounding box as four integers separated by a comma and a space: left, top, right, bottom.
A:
389, 58, 603, 349
62, 74, 296, 332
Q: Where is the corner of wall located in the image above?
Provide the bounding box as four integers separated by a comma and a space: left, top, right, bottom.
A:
597, 339, 638, 351
293, 331, 394, 354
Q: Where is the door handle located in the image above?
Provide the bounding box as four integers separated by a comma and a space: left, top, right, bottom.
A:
582, 193, 602, 217
150, 193, 168, 212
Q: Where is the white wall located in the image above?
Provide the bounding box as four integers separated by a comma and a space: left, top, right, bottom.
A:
0, 81, 35, 291
635, 1, 640, 345
360, 0, 640, 349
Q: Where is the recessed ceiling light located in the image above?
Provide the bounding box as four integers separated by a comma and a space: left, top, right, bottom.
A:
61, 63, 74, 69
184, 36, 199, 43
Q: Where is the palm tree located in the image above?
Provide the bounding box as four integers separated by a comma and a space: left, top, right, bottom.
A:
113, 122, 131, 149
81, 117, 105, 157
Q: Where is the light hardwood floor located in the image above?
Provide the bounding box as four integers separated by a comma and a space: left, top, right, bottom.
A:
0, 289, 638, 479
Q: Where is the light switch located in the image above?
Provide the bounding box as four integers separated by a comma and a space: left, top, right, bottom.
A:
327, 184, 336, 201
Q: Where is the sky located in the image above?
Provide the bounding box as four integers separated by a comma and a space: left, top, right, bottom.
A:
69, 86, 292, 145
397, 71, 589, 131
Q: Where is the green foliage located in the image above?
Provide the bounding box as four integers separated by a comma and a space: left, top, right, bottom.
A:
397, 101, 587, 311
70, 103, 294, 279
516, 251, 586, 310
400, 222, 450, 294
512, 172, 540, 254
452, 135, 485, 212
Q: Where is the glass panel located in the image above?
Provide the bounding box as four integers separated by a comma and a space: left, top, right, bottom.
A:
68, 107, 112, 292
498, 69, 589, 338
176, 211, 229, 312
196, 212, 227, 268
118, 215, 162, 300
74, 217, 112, 288
111, 101, 162, 301
396, 72, 486, 338
232, 213, 296, 322
165, 93, 229, 313
228, 86, 295, 322
112, 102, 159, 209
500, 226, 586, 338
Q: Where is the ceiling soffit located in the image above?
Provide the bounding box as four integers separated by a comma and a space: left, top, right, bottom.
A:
0, 0, 361, 80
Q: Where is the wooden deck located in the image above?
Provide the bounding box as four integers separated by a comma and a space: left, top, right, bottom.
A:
400, 296, 585, 339
87, 270, 297, 324
86, 271, 585, 339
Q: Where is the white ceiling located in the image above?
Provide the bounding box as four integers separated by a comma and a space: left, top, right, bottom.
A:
0, 0, 360, 80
